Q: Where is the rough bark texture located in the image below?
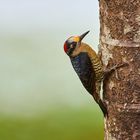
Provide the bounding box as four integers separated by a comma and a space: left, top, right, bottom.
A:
99, 0, 140, 140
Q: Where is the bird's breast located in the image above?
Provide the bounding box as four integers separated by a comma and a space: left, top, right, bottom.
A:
70, 52, 96, 94
70, 52, 92, 77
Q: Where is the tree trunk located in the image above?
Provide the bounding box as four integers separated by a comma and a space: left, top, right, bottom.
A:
99, 0, 140, 140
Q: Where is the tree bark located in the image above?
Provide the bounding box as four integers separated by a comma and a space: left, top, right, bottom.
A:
99, 0, 140, 140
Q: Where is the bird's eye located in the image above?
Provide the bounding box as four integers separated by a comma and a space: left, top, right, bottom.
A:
71, 42, 77, 48
70, 44, 72, 48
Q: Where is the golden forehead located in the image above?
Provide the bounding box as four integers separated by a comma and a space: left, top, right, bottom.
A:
69, 36, 80, 42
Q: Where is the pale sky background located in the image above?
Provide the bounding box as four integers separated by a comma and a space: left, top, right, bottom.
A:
0, 0, 100, 116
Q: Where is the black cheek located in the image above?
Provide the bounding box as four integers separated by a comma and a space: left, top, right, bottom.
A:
72, 42, 77, 47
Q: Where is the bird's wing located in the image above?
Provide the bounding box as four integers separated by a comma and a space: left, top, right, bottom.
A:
70, 52, 96, 95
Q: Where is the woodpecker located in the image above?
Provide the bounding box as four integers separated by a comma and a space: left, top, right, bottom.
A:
63, 31, 107, 116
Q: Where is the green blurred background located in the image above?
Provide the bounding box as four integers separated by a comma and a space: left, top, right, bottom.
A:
0, 0, 104, 140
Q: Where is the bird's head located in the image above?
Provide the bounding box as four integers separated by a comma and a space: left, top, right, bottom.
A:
64, 31, 90, 57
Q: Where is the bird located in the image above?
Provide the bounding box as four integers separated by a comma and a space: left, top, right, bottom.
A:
63, 31, 107, 116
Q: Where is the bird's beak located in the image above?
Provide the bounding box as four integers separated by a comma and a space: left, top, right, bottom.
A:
79, 30, 90, 42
